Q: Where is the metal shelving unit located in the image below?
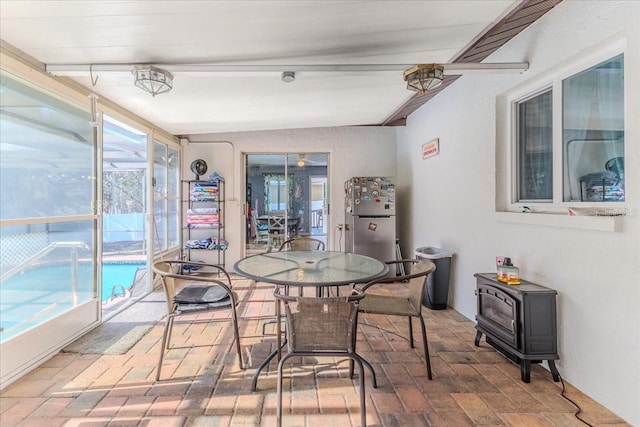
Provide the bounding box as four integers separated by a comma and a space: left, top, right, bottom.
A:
181, 180, 225, 268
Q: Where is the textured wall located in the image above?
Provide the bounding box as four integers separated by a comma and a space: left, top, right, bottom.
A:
186, 126, 398, 265
396, 1, 640, 424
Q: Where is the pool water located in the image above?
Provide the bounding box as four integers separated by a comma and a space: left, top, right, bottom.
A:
0, 262, 146, 340
101, 263, 146, 301
1, 262, 146, 302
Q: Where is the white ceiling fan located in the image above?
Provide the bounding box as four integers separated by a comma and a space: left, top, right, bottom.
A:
296, 154, 312, 168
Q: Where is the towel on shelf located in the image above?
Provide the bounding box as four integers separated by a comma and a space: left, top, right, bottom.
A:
184, 237, 229, 251
191, 182, 218, 201
208, 172, 225, 183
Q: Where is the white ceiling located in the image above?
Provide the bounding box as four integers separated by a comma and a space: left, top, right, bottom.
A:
0, 1, 520, 136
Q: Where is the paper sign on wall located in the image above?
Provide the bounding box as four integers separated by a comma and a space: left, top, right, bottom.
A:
422, 138, 440, 159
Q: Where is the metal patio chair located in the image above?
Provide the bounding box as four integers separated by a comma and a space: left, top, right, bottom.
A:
275, 289, 369, 427
152, 260, 243, 380
278, 236, 325, 251
261, 236, 327, 335
356, 259, 437, 379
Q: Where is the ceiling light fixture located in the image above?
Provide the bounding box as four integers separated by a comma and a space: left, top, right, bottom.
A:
132, 65, 173, 97
281, 71, 295, 83
297, 155, 305, 167
403, 64, 445, 94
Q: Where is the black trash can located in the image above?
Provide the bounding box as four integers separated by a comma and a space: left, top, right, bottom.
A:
415, 246, 454, 310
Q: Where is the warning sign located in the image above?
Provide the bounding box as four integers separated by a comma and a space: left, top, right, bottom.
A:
422, 138, 440, 159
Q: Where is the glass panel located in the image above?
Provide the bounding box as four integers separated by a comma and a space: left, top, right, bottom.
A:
516, 90, 553, 201
167, 147, 180, 249
0, 220, 96, 341
0, 71, 94, 219
245, 154, 328, 255
102, 116, 148, 312
481, 293, 514, 332
154, 142, 167, 251
235, 251, 386, 286
152, 142, 180, 254
0, 70, 97, 342
563, 54, 624, 202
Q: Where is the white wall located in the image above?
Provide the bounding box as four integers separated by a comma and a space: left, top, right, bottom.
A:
186, 126, 397, 266
396, 1, 639, 425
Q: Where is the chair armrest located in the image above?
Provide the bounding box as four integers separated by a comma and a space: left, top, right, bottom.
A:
171, 260, 233, 285
163, 273, 234, 296
359, 259, 434, 291
158, 260, 233, 288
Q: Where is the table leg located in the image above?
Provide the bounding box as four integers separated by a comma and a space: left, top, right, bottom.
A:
252, 284, 286, 392
276, 286, 282, 361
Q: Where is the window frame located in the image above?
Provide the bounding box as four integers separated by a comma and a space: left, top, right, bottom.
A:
513, 85, 554, 204
503, 41, 627, 214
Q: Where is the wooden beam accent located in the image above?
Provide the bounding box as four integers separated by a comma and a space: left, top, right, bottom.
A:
382, 0, 563, 126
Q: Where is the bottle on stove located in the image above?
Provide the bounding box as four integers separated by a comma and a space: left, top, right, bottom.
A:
497, 257, 520, 285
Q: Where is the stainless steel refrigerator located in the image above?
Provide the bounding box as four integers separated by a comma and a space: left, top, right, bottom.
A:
344, 176, 396, 263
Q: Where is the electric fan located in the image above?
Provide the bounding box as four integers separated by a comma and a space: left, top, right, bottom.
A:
190, 159, 208, 180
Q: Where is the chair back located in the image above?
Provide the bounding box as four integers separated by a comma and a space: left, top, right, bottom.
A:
405, 259, 436, 310
275, 291, 364, 352
269, 215, 285, 230
153, 261, 177, 313
279, 236, 325, 251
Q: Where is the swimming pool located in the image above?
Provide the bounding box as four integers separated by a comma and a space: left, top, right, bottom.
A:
0, 261, 146, 341
1, 262, 146, 302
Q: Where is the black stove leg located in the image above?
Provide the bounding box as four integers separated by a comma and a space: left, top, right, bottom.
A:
548, 360, 560, 382
474, 330, 483, 346
521, 360, 531, 383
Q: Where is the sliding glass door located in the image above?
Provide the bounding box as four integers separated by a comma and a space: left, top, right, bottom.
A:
245, 153, 328, 254
0, 57, 182, 388
0, 69, 99, 385
101, 116, 149, 315
101, 118, 180, 316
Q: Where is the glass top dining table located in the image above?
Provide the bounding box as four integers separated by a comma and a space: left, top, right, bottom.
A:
233, 250, 389, 288
234, 250, 388, 391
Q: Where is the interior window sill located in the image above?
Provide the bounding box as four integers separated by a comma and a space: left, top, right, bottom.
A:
495, 211, 623, 232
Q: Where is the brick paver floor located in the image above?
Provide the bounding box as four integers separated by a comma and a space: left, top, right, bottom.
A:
0, 277, 630, 426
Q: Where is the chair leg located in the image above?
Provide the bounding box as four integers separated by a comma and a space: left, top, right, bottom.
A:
156, 315, 173, 381
418, 315, 433, 380
279, 352, 366, 426
231, 298, 244, 370
165, 315, 175, 349
408, 316, 415, 348
350, 354, 367, 427
276, 353, 295, 427
350, 315, 377, 388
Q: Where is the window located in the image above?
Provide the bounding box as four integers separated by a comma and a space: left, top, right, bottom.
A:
266, 175, 288, 212
563, 54, 624, 202
153, 141, 180, 252
516, 89, 553, 201
512, 53, 625, 207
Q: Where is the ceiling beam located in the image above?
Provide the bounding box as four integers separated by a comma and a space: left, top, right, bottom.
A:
46, 62, 528, 76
